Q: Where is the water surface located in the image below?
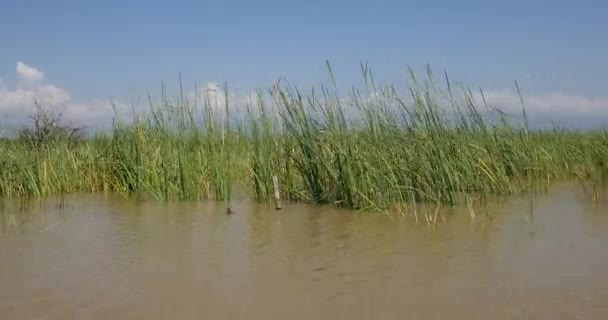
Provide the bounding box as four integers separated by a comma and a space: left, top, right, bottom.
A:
1, 184, 607, 319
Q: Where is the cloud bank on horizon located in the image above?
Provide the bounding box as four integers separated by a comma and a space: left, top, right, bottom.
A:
0, 62, 115, 128
1, 61, 608, 130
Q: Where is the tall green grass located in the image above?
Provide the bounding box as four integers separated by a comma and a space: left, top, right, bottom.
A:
1, 67, 607, 211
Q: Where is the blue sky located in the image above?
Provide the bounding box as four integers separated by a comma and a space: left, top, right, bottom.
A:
1, 0, 607, 127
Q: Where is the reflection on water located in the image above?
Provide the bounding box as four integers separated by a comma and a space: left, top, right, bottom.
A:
1, 184, 607, 319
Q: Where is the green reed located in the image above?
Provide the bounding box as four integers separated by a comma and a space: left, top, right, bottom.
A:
1, 67, 607, 211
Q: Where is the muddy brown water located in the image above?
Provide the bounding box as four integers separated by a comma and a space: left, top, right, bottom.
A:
1, 183, 607, 319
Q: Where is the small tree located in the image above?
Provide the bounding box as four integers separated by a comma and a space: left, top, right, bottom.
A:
18, 101, 84, 148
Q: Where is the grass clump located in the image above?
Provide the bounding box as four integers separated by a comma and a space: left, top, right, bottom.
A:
1, 66, 607, 212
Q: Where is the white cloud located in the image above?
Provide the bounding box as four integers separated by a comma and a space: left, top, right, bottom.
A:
0, 62, 118, 131
191, 82, 267, 116
0, 84, 71, 113
1, 62, 70, 114
473, 89, 608, 115
200, 82, 226, 111
16, 61, 45, 84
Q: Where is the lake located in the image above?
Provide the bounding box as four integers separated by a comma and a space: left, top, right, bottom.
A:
1, 183, 607, 319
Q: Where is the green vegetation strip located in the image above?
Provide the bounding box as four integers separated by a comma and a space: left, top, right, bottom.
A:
1, 68, 607, 211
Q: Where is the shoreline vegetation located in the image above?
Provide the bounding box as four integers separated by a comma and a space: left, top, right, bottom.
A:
1, 65, 607, 212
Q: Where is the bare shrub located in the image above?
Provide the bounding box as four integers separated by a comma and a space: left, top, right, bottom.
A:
18, 101, 84, 148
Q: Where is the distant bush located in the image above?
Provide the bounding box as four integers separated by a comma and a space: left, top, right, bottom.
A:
17, 102, 84, 148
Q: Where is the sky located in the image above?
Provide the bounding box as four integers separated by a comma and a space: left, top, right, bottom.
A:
1, 0, 607, 129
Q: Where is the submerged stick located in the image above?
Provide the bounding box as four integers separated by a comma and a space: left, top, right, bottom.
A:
273, 175, 282, 210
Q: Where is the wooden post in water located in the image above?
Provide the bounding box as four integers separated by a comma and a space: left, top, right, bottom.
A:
273, 175, 282, 210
